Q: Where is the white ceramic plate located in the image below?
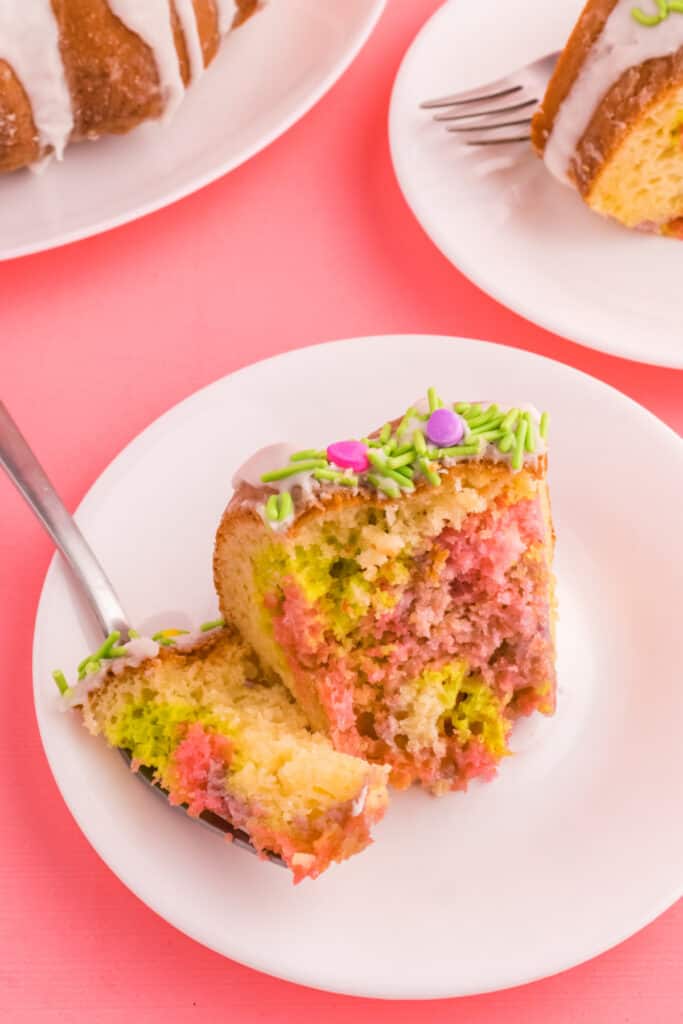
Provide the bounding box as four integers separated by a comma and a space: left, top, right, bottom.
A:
33, 336, 683, 999
0, 0, 385, 261
389, 0, 683, 369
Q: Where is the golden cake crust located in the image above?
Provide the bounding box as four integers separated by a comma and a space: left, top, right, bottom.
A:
531, 0, 618, 157
532, 0, 683, 198
0, 0, 258, 173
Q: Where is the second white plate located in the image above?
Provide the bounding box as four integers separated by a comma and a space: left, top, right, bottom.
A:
389, 0, 683, 368
33, 336, 683, 999
0, 0, 385, 261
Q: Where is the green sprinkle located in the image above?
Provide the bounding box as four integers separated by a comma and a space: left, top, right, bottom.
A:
418, 458, 442, 486
468, 417, 504, 436
393, 443, 414, 457
108, 646, 128, 658
368, 450, 388, 471
512, 420, 528, 470
465, 405, 500, 429
128, 629, 140, 639
156, 637, 175, 647
99, 632, 121, 658
395, 464, 414, 480
366, 437, 384, 448
313, 469, 358, 487
632, 0, 670, 25
397, 407, 417, 437
265, 494, 280, 521
454, 402, 470, 414
201, 618, 225, 632
278, 491, 294, 521
388, 451, 415, 470
413, 430, 427, 455
524, 413, 536, 453
427, 387, 440, 413
501, 408, 519, 433
473, 429, 506, 443
379, 422, 392, 444
383, 438, 397, 455
383, 467, 415, 490
498, 433, 515, 453
80, 659, 100, 679
540, 412, 549, 439
368, 473, 400, 498
291, 449, 325, 461
261, 460, 326, 482
52, 669, 69, 695
439, 443, 482, 457
465, 403, 482, 417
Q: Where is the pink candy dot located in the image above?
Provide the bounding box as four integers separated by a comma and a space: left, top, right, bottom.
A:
327, 440, 369, 473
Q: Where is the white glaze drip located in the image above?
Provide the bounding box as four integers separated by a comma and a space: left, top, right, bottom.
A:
62, 637, 160, 709
175, 0, 205, 81
545, 2, 683, 182
107, 0, 185, 120
0, 0, 73, 158
215, 0, 239, 34
232, 443, 320, 500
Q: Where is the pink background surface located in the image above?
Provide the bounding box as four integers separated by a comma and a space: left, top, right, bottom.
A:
1, 2, 681, 1020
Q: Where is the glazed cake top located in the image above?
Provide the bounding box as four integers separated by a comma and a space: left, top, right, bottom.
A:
544, 0, 683, 182
230, 389, 550, 532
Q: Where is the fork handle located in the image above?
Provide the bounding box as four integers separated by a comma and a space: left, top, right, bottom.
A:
0, 401, 129, 639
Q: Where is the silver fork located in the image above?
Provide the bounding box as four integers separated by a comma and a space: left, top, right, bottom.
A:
421, 52, 559, 146
0, 400, 283, 867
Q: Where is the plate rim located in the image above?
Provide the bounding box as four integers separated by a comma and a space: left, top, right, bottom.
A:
1, 0, 387, 262
388, 0, 683, 370
32, 334, 683, 999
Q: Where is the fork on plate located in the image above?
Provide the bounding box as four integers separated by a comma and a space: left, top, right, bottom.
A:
421, 52, 559, 145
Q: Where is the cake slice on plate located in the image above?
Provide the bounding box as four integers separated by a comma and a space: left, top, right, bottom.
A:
215, 390, 556, 795
532, 0, 683, 234
57, 625, 389, 882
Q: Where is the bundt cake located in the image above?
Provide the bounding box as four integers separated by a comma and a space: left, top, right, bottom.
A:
56, 624, 389, 882
0, 0, 261, 174
532, 0, 683, 234
214, 390, 556, 795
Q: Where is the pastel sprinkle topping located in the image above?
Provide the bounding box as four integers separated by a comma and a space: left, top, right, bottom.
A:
426, 408, 465, 447
252, 389, 549, 528
327, 440, 370, 473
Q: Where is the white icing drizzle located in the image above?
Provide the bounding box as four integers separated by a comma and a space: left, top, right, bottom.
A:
107, 0, 185, 120
215, 0, 239, 35
174, 0, 205, 82
0, 0, 73, 158
60, 625, 227, 708
545, 2, 683, 182
62, 637, 160, 709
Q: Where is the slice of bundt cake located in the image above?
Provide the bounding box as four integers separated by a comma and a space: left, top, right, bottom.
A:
531, 0, 683, 233
55, 625, 389, 882
214, 391, 556, 795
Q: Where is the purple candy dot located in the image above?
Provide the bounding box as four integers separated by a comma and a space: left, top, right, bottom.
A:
327, 440, 369, 473
426, 408, 465, 447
